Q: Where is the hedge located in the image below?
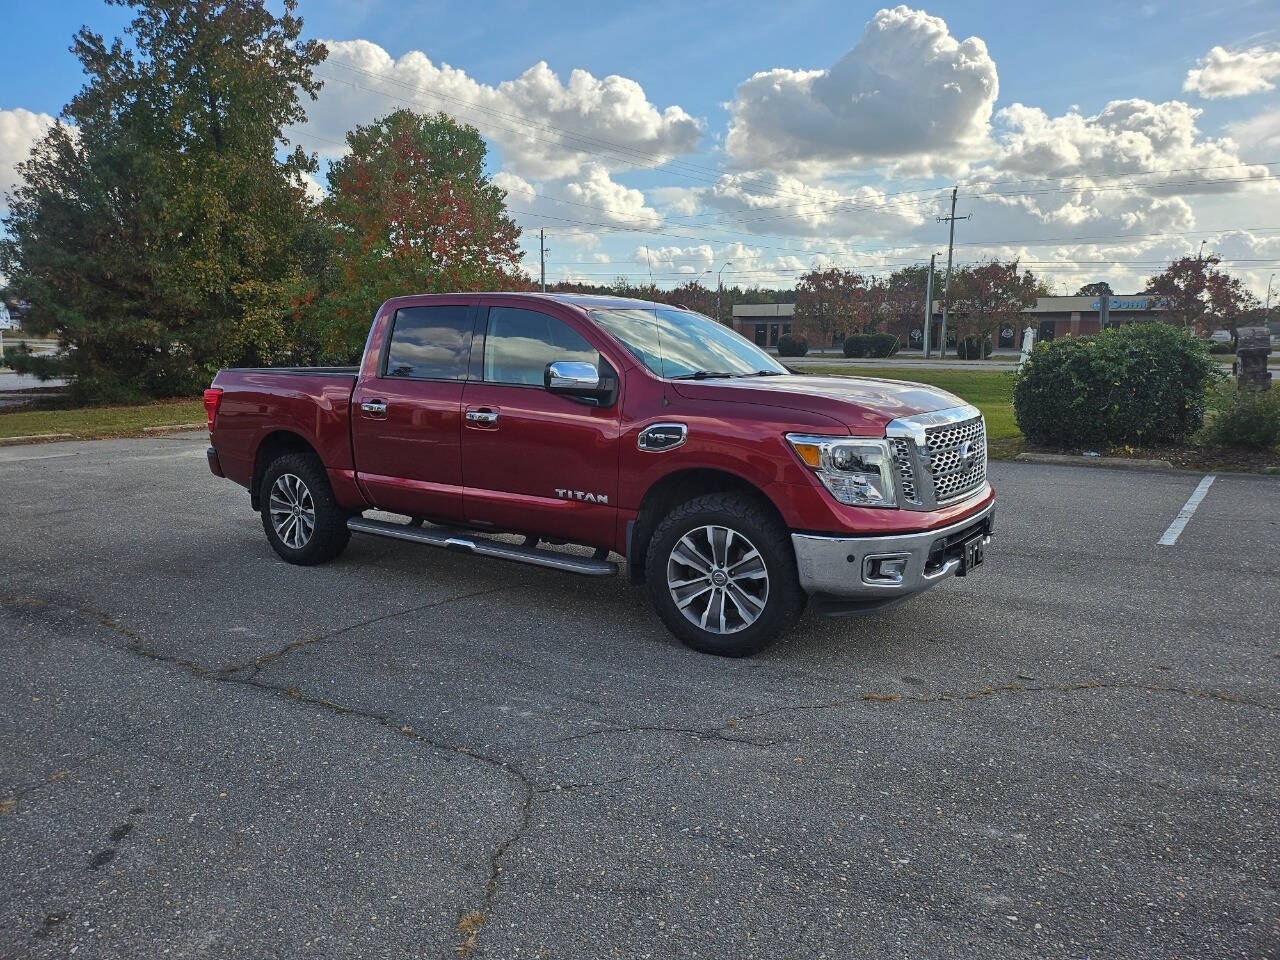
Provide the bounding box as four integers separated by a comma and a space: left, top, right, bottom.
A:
843, 332, 899, 358
776, 333, 808, 357
1012, 323, 1220, 447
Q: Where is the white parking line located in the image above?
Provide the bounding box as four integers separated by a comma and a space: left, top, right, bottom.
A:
1158, 475, 1215, 546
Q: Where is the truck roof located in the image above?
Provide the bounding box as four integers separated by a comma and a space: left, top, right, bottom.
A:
381, 291, 677, 312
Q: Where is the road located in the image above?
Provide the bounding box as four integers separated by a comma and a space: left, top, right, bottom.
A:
1, 432, 1276, 959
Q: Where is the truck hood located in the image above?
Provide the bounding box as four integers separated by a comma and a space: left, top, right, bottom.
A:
670, 374, 966, 433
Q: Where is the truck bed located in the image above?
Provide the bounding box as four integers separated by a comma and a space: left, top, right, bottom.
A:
219, 366, 359, 376
209, 367, 360, 502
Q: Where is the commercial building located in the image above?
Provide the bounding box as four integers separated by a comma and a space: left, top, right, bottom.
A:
731, 303, 794, 347
1021, 294, 1167, 344
734, 294, 1170, 351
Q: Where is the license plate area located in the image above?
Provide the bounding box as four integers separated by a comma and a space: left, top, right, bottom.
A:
958, 535, 986, 576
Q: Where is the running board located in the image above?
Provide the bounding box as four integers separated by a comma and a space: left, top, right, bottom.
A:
346, 516, 618, 577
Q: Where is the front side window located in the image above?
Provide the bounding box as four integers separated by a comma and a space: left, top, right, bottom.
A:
384, 305, 473, 380
588, 307, 786, 379
483, 307, 598, 386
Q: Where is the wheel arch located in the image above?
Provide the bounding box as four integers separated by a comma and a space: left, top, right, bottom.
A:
251, 430, 321, 510
627, 467, 786, 585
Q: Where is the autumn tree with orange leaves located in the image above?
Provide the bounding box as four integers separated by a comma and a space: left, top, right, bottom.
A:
313, 109, 527, 360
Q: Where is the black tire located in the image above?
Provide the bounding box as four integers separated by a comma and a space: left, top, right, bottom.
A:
259, 452, 350, 565
645, 492, 806, 657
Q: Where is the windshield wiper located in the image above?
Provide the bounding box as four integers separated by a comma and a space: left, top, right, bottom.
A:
744, 369, 784, 376
670, 370, 739, 380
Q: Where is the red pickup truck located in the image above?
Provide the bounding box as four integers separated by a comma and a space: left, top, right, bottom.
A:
205, 293, 993, 656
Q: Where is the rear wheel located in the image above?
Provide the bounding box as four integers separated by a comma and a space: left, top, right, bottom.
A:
645, 492, 805, 656
259, 452, 350, 565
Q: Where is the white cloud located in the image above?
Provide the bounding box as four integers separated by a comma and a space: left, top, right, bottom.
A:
1226, 106, 1280, 153
971, 98, 1277, 236
0, 108, 58, 200
650, 186, 701, 216
701, 170, 930, 238
724, 6, 998, 171
309, 40, 702, 180
1184, 45, 1280, 99
562, 164, 661, 228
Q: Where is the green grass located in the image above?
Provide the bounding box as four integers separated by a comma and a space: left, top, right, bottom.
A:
0, 399, 205, 441
801, 365, 1023, 457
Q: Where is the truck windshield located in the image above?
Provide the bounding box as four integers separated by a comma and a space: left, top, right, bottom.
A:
588, 307, 787, 380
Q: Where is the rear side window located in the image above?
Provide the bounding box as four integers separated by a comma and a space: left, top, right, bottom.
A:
482, 307, 598, 386
384, 305, 473, 379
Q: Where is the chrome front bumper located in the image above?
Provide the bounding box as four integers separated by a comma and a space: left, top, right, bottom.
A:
791, 497, 994, 601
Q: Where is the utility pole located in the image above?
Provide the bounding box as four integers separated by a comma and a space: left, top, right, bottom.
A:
923, 253, 936, 359
539, 229, 546, 292
937, 187, 969, 358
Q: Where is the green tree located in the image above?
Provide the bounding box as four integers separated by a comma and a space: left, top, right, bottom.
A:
0, 0, 326, 402
1076, 281, 1113, 297
316, 110, 526, 360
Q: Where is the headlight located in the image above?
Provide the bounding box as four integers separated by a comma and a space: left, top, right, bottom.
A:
786, 434, 897, 508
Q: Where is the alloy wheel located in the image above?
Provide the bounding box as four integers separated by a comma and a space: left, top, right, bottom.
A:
666, 524, 769, 634
269, 473, 315, 550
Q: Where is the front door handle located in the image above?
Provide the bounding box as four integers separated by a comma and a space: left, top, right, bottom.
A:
465, 409, 499, 425
361, 400, 388, 416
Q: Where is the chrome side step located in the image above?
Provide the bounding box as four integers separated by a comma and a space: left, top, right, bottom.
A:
346, 516, 618, 577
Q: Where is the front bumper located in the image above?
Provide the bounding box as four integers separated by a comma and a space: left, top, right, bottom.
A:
791, 499, 994, 602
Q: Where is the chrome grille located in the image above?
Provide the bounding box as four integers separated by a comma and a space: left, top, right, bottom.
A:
924, 416, 986, 503
888, 437, 919, 504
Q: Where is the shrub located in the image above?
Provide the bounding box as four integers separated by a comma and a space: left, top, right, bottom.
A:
776, 333, 808, 357
1204, 386, 1280, 449
1207, 340, 1236, 355
956, 336, 993, 359
870, 332, 900, 357
843, 332, 899, 358
842, 333, 871, 357
1012, 323, 1220, 447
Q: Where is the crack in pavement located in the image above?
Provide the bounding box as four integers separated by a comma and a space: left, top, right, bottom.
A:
850, 679, 1277, 711
221, 585, 512, 680
5, 592, 1274, 955
3, 590, 529, 958
548, 723, 776, 749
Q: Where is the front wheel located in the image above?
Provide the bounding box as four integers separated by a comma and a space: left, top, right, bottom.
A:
259, 452, 350, 565
645, 492, 805, 657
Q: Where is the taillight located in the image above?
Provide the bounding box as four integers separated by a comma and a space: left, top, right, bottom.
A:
203, 388, 223, 434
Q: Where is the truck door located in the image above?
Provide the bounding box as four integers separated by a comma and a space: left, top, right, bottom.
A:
460, 304, 621, 547
350, 303, 475, 521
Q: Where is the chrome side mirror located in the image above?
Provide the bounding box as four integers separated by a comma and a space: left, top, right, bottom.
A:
545, 360, 600, 391
544, 359, 616, 406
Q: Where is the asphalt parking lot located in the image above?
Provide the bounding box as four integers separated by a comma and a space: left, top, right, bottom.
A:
1, 432, 1276, 959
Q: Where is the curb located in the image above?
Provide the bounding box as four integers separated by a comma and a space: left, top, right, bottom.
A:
0, 433, 75, 447
142, 423, 204, 434
1016, 452, 1174, 472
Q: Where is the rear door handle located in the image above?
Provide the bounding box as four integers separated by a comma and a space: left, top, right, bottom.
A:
361, 400, 388, 416
465, 409, 499, 425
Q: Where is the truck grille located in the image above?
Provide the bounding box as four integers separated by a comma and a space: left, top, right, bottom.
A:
888, 438, 920, 505
886, 406, 988, 510
924, 416, 987, 503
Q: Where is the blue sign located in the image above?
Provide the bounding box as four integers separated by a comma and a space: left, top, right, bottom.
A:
1091, 297, 1162, 311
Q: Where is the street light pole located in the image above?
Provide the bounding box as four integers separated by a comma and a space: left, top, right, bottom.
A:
717, 261, 734, 326
923, 253, 937, 359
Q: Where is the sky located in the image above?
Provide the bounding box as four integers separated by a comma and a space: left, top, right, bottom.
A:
3, 0, 1280, 298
